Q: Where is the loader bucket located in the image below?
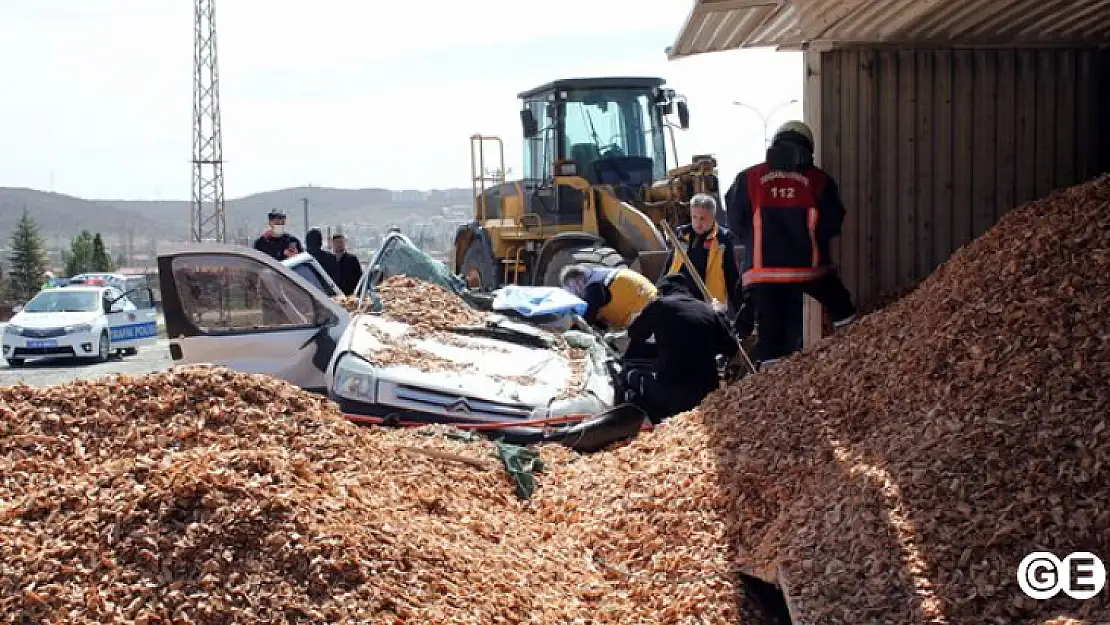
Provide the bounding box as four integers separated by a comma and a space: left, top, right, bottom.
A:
633, 250, 671, 283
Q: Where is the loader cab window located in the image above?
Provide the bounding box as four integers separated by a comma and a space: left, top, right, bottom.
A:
560, 89, 667, 183
522, 99, 556, 182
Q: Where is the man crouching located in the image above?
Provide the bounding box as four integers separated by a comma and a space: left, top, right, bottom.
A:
619, 273, 739, 424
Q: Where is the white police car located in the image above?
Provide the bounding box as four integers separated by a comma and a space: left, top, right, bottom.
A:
2, 284, 159, 367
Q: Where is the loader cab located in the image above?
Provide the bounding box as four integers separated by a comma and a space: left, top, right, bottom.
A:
518, 77, 688, 193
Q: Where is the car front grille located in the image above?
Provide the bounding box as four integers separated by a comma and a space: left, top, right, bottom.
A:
20, 327, 66, 338
12, 346, 76, 356
386, 383, 533, 421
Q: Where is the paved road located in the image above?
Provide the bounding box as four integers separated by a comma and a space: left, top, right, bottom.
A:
0, 339, 174, 387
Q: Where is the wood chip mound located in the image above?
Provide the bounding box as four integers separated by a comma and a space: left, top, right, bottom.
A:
536, 174, 1110, 623
376, 275, 484, 332
0, 367, 720, 624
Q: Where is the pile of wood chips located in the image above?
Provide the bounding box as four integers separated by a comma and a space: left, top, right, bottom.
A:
12, 169, 1103, 624
1, 367, 751, 624
375, 275, 484, 334
537, 174, 1110, 623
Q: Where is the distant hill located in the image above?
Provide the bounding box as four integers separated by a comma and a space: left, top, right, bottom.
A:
0, 185, 476, 246
0, 188, 176, 247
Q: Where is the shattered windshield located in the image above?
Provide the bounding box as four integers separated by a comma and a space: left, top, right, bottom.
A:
360, 234, 466, 308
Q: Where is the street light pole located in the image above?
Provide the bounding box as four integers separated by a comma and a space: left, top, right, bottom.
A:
732, 98, 800, 146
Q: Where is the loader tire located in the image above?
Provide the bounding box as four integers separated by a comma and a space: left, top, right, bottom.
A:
460, 244, 498, 291
542, 245, 627, 287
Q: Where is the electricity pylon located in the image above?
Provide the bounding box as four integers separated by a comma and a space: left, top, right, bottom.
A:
191, 0, 227, 242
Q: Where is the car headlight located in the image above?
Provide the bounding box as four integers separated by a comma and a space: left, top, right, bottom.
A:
4, 325, 22, 335
65, 324, 92, 334
332, 353, 377, 403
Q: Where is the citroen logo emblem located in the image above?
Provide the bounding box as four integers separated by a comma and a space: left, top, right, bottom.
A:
446, 398, 471, 415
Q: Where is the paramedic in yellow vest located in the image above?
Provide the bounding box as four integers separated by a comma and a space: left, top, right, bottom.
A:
662, 193, 743, 313
559, 264, 657, 331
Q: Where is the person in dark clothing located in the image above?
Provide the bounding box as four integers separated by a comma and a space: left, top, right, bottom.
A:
330, 234, 363, 296
621, 273, 739, 424
253, 209, 303, 262
661, 193, 743, 314
305, 228, 340, 284
724, 120, 856, 368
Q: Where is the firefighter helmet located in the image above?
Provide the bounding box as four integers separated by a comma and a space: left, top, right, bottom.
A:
771, 120, 814, 152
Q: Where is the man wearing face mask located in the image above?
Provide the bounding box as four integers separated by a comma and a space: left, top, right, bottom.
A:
253, 209, 303, 262
660, 193, 743, 314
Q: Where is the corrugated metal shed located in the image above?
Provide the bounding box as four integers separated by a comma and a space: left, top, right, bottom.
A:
668, 0, 1110, 58
815, 47, 1110, 307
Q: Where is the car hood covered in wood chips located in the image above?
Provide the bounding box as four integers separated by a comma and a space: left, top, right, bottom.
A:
536, 174, 1110, 623
341, 275, 605, 409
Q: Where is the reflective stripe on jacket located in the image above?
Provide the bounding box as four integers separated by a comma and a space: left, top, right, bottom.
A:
667, 222, 729, 304
742, 163, 831, 287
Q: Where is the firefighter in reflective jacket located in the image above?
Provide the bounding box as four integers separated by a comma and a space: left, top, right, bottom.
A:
662, 193, 743, 312
559, 264, 657, 331
725, 120, 857, 367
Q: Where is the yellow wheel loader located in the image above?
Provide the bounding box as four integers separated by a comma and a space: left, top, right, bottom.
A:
453, 77, 724, 290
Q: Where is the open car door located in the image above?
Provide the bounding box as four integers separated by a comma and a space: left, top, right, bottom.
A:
157, 244, 349, 393
105, 286, 159, 349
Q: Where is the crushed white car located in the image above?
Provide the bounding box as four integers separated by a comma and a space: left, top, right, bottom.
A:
157, 234, 637, 443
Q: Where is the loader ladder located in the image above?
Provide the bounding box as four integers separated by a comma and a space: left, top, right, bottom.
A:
469, 134, 506, 222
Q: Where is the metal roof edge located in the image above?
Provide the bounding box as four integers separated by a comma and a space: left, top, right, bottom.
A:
669, 0, 1110, 59
666, 0, 706, 60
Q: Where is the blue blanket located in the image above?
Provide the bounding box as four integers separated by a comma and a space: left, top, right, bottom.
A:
492, 285, 587, 318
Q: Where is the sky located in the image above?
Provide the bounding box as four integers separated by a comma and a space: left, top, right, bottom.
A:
0, 0, 803, 201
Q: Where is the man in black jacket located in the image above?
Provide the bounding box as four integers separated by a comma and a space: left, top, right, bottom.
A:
330, 234, 363, 295
621, 273, 739, 424
305, 228, 340, 285
253, 209, 303, 262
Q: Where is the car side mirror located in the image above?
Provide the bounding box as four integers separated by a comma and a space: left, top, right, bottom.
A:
12, 305, 22, 314
677, 102, 690, 130
315, 305, 339, 328
520, 109, 539, 138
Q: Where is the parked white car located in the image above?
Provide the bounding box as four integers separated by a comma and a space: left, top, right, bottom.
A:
2, 284, 159, 366
156, 235, 622, 441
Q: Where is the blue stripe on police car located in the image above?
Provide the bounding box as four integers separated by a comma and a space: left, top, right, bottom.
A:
110, 322, 158, 341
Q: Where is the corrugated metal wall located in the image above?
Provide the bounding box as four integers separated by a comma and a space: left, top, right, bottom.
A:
818, 47, 1110, 308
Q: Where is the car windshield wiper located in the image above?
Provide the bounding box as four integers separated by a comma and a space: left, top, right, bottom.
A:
448, 317, 553, 349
